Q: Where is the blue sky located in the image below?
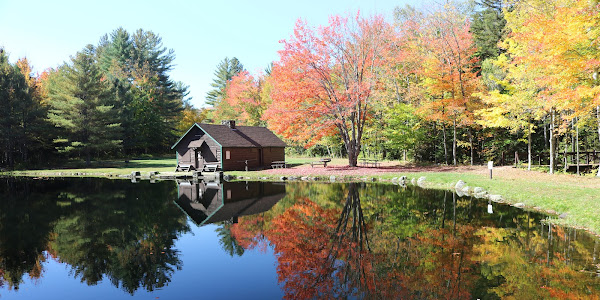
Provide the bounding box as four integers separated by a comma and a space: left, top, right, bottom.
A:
1, 0, 416, 108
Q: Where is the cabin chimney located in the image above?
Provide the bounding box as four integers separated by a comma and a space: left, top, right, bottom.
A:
221, 120, 236, 129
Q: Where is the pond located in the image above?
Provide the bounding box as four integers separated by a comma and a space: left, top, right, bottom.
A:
1, 177, 599, 299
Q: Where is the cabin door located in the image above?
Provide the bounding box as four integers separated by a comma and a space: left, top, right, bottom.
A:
258, 148, 263, 166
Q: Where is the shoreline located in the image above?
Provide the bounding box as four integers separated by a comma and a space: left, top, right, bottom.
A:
3, 163, 600, 236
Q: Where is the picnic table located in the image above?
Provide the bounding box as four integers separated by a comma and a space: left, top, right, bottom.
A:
271, 161, 288, 169
311, 158, 331, 168
359, 159, 380, 168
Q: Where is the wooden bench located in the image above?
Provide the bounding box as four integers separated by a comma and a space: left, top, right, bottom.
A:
311, 158, 331, 168
271, 161, 288, 169
175, 164, 196, 172
359, 159, 380, 168
203, 162, 220, 172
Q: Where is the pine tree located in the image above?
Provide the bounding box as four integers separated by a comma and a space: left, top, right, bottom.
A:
0, 50, 49, 169
97, 28, 187, 154
47, 45, 121, 166
471, 0, 506, 61
205, 57, 244, 107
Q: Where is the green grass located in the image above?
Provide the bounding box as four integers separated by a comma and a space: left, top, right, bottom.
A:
1, 157, 177, 177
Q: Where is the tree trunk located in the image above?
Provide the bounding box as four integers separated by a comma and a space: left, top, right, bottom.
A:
576, 116, 580, 176
549, 109, 555, 174
453, 120, 457, 166
469, 128, 474, 166
597, 106, 600, 176
528, 124, 532, 171
442, 124, 448, 165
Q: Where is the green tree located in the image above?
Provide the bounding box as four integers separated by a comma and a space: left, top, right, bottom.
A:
471, 0, 506, 61
205, 57, 244, 107
47, 45, 122, 166
97, 28, 188, 154
0, 50, 49, 169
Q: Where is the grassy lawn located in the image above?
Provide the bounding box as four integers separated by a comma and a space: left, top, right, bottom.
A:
1, 157, 177, 177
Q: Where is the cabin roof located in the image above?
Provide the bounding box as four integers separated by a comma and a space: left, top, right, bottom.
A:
171, 123, 287, 149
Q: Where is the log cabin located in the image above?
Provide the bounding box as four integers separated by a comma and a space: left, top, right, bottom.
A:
172, 120, 286, 171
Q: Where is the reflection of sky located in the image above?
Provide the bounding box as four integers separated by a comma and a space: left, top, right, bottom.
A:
0, 222, 282, 300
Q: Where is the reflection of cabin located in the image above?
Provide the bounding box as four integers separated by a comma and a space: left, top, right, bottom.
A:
171, 120, 287, 171
175, 180, 286, 226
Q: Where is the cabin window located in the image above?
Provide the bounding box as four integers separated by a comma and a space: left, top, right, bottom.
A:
226, 150, 230, 160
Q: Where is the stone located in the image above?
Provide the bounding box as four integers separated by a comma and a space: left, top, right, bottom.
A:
473, 187, 485, 194
399, 176, 407, 182
489, 194, 503, 202
514, 203, 525, 208
455, 180, 466, 190
455, 189, 466, 197
411, 178, 417, 185
391, 177, 398, 182
329, 176, 336, 182
417, 176, 426, 187
559, 212, 569, 219
301, 176, 309, 181
148, 171, 158, 177
279, 176, 287, 181
223, 174, 235, 181
462, 186, 470, 194
547, 209, 557, 215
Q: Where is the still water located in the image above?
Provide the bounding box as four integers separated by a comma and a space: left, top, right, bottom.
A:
1, 177, 599, 299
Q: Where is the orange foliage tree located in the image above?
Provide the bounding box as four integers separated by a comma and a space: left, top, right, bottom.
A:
417, 3, 481, 165
222, 71, 269, 126
265, 13, 392, 166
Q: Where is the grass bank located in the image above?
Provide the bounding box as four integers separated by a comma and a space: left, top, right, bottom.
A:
3, 157, 599, 235
1, 157, 177, 177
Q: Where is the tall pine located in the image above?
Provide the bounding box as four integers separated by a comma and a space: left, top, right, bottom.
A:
205, 57, 244, 107
47, 45, 121, 166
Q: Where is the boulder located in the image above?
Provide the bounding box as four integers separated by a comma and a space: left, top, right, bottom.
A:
417, 177, 426, 187
559, 212, 569, 219
514, 203, 525, 208
279, 176, 287, 181
455, 180, 466, 190
488, 194, 503, 202
329, 176, 336, 182
473, 187, 486, 194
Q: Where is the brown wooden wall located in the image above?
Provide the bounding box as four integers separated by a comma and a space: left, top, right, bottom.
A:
221, 147, 285, 171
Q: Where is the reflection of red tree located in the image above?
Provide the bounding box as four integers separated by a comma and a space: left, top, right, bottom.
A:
266, 198, 339, 299
230, 215, 269, 252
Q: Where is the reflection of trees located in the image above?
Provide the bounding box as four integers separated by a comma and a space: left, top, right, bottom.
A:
235, 182, 600, 299
0, 177, 65, 290
49, 179, 190, 294
0, 178, 190, 295
216, 222, 245, 257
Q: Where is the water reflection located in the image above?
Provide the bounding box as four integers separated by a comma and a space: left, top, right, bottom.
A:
0, 177, 190, 294
230, 182, 600, 299
1, 178, 600, 299
175, 180, 286, 226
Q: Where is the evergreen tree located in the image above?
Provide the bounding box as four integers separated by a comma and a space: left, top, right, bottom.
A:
47, 45, 121, 166
0, 50, 49, 169
471, 0, 506, 61
205, 57, 244, 107
97, 28, 187, 154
